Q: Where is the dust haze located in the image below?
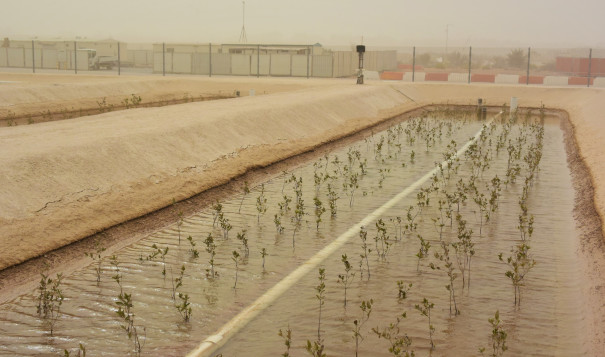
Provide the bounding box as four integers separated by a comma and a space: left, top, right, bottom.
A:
2, 0, 604, 47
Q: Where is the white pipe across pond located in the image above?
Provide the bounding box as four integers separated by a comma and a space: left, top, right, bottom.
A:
186, 112, 502, 357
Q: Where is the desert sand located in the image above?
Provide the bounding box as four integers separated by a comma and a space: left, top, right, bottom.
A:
1, 73, 604, 353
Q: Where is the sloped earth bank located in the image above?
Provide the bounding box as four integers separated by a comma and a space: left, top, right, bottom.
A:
0, 109, 602, 357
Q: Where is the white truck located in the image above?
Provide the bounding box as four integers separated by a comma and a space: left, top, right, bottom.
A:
79, 49, 119, 70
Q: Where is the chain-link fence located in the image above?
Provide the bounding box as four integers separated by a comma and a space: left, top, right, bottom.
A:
0, 39, 396, 79
388, 46, 603, 87
1, 38, 603, 87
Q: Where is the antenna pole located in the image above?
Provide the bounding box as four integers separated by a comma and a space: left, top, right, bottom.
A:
239, 1, 248, 43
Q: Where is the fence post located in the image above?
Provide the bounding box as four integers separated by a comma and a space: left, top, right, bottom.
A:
587, 48, 592, 88
306, 46, 310, 79
209, 43, 212, 77
162, 42, 166, 76
117, 42, 121, 75
467, 46, 472, 84
412, 46, 416, 82
257, 44, 260, 78
32, 40, 35, 73
74, 41, 77, 74
526, 47, 531, 85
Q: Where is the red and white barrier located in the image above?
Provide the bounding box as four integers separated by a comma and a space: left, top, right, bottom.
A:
381, 70, 602, 87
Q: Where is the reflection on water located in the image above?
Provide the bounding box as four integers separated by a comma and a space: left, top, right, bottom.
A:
0, 114, 586, 356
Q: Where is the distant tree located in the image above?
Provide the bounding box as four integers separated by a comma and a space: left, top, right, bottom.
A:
446, 51, 468, 68
416, 53, 431, 66
507, 49, 527, 68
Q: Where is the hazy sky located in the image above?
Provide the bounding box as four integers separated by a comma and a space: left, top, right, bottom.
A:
2, 0, 604, 48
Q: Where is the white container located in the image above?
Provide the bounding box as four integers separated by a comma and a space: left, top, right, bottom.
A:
510, 97, 518, 112
249, 89, 255, 96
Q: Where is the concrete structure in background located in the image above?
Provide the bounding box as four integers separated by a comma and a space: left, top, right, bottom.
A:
150, 43, 396, 78
1, 38, 152, 70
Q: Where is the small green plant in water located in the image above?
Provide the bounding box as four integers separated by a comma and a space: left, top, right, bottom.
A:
278, 326, 292, 357
232, 250, 241, 289
314, 197, 326, 231
204, 233, 218, 278
261, 247, 268, 271
187, 236, 199, 258
306, 267, 327, 356
85, 239, 106, 284
63, 343, 86, 357
256, 184, 268, 223
415, 234, 430, 272
414, 298, 435, 350
337, 254, 355, 307
372, 312, 415, 357
352, 299, 373, 357
236, 230, 249, 258
479, 310, 508, 357
36, 272, 64, 335
359, 227, 372, 279
150, 244, 169, 276
239, 181, 251, 213
498, 243, 536, 306
115, 290, 144, 356
397, 281, 412, 300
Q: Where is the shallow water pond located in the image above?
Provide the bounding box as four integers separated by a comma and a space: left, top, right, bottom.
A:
0, 111, 587, 356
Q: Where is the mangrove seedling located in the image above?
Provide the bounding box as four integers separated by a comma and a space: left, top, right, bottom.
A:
236, 230, 249, 258
452, 214, 475, 289
63, 343, 86, 357
327, 183, 339, 217
415, 235, 430, 272
337, 254, 355, 307
278, 326, 293, 357
232, 250, 241, 289
239, 181, 251, 213
279, 195, 292, 216
204, 233, 218, 278
110, 255, 123, 293
186, 236, 199, 259
374, 219, 391, 261
348, 173, 359, 207
314, 197, 326, 231
176, 292, 192, 322
291, 196, 305, 248
274, 213, 285, 234
116, 290, 144, 355
256, 184, 268, 223
85, 239, 106, 284
315, 267, 326, 340
352, 299, 373, 357
220, 215, 232, 239
171, 264, 185, 300
498, 243, 536, 306
430, 241, 460, 316
307, 269, 327, 357
212, 201, 223, 228
479, 310, 508, 357
36, 272, 64, 335
359, 227, 372, 278
261, 247, 268, 271
414, 298, 435, 350
372, 312, 415, 357
397, 281, 412, 300
150, 244, 169, 276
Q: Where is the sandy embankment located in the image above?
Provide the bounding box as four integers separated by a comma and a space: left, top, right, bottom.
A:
0, 78, 415, 270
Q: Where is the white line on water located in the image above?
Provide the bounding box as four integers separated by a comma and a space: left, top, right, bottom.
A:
187, 113, 500, 357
